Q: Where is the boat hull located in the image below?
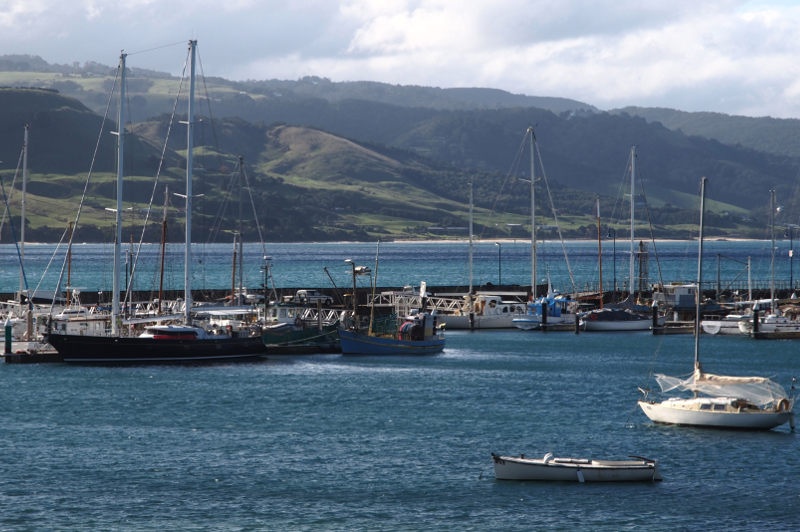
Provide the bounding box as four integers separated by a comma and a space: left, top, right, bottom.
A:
638, 400, 792, 430
492, 454, 661, 482
581, 319, 652, 331
46, 333, 267, 364
338, 328, 444, 355
580, 308, 655, 331
439, 313, 519, 329
262, 323, 341, 354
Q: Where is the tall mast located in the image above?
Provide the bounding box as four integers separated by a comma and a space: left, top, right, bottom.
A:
629, 145, 636, 299
596, 197, 603, 308
694, 177, 707, 372
468, 181, 473, 295
770, 188, 776, 313
183, 40, 196, 323
529, 127, 537, 296
19, 124, 28, 300
111, 51, 126, 335
158, 185, 169, 313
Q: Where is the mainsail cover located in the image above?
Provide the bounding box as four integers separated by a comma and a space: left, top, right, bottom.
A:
654, 368, 789, 406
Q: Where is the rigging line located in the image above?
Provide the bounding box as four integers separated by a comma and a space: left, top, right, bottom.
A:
196, 50, 225, 172
635, 162, 665, 290
126, 40, 187, 58
205, 166, 239, 243
30, 224, 71, 300
478, 131, 528, 240
0, 139, 24, 238
609, 150, 633, 231
0, 177, 31, 305
125, 57, 189, 304
534, 139, 576, 293
52, 58, 121, 312
241, 162, 268, 256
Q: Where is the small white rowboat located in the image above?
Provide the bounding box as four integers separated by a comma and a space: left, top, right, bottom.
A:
491, 452, 662, 482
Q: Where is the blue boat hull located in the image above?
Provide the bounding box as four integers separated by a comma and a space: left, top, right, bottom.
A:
338, 329, 444, 355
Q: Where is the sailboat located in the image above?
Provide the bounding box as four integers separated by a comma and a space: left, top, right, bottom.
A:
638, 177, 795, 430
45, 42, 266, 364
511, 127, 579, 331
580, 146, 656, 332
737, 190, 800, 339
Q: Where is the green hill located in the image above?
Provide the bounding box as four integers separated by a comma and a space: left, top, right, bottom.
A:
3, 56, 800, 242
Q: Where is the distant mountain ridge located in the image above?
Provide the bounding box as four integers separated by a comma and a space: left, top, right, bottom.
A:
2, 54, 800, 242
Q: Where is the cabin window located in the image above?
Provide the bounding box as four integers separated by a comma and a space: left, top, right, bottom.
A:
700, 404, 711, 410
713, 404, 726, 411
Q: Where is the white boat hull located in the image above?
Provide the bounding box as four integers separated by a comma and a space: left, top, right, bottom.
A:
492, 453, 661, 482
439, 313, 520, 330
512, 314, 577, 331
700, 318, 747, 335
638, 398, 793, 430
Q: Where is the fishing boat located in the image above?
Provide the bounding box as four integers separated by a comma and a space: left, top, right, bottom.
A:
491, 453, 662, 482
638, 178, 795, 430
338, 254, 444, 355
338, 313, 444, 355
44, 42, 266, 364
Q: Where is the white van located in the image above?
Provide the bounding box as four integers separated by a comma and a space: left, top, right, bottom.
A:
294, 289, 333, 305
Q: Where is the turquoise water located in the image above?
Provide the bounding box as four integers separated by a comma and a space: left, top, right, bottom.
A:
1, 330, 798, 530
0, 239, 789, 294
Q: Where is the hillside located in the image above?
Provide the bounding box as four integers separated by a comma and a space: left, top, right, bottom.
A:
3, 54, 800, 241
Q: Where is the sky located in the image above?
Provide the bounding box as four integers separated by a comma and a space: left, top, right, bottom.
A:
2, 0, 800, 118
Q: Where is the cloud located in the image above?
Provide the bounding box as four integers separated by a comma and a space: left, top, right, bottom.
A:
1, 0, 800, 117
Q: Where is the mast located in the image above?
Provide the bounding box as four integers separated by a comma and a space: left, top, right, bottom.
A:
231, 232, 238, 304
158, 186, 168, 313
770, 189, 776, 314
20, 124, 28, 300
629, 145, 636, 300
529, 127, 537, 297
694, 177, 707, 372
111, 51, 126, 335
596, 197, 603, 308
468, 181, 473, 294
183, 40, 197, 323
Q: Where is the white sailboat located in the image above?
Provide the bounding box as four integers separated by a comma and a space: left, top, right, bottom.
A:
512, 127, 579, 331
737, 190, 800, 338
638, 177, 795, 430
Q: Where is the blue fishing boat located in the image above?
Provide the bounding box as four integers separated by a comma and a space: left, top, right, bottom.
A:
339, 252, 444, 355
338, 312, 444, 355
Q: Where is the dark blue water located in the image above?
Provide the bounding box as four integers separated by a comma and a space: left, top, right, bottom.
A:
2, 330, 797, 530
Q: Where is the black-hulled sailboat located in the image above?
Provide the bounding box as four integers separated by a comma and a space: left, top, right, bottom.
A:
45, 42, 266, 363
